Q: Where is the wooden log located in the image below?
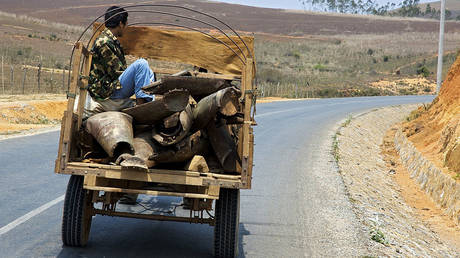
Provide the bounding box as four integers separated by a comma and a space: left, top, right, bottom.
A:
223, 113, 244, 124
163, 112, 180, 129
122, 89, 189, 125
203, 152, 225, 173
85, 111, 134, 158
142, 75, 231, 97
150, 131, 208, 164
192, 87, 241, 131
132, 131, 159, 168
152, 103, 193, 146
184, 155, 209, 173
206, 120, 241, 173
146, 70, 191, 90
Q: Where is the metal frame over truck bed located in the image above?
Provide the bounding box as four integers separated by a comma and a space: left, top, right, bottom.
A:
54, 5, 256, 258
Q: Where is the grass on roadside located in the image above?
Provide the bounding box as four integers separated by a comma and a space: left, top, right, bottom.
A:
341, 115, 353, 127
370, 227, 389, 246
332, 133, 340, 162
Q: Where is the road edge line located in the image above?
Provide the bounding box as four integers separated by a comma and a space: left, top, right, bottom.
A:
0, 195, 65, 236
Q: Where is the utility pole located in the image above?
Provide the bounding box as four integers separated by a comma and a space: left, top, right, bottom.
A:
436, 0, 446, 94
1, 56, 4, 94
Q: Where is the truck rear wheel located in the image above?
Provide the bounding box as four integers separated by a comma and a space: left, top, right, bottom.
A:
62, 175, 93, 247
214, 188, 240, 258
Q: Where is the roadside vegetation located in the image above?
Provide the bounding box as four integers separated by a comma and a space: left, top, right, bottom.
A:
299, 0, 459, 20
0, 10, 459, 98
256, 32, 459, 98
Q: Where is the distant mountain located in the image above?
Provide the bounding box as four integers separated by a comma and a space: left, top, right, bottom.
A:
417, 0, 460, 19
1, 0, 460, 35
419, 0, 460, 11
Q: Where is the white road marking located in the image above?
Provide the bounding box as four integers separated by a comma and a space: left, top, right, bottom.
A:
256, 107, 306, 118
0, 195, 65, 236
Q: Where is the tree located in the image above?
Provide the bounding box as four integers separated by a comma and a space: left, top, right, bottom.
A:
425, 3, 432, 16
299, 0, 420, 16
395, 0, 422, 17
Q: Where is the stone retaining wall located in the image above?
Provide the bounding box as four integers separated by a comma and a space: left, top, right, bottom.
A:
394, 129, 460, 224
337, 104, 456, 256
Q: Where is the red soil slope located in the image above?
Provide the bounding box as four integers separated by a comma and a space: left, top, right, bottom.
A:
404, 55, 460, 174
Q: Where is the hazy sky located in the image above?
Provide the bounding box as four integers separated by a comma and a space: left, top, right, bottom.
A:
214, 0, 436, 11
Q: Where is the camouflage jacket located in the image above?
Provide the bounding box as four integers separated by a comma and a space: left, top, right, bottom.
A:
88, 28, 127, 100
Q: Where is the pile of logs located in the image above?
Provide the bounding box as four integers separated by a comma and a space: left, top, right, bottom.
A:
83, 75, 242, 174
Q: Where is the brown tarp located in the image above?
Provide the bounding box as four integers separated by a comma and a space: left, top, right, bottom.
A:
93, 23, 254, 76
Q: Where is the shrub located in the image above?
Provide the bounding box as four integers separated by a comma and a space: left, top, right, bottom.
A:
313, 63, 328, 71
49, 33, 58, 41
399, 88, 411, 95
416, 66, 430, 77
367, 48, 374, 55
258, 67, 284, 84
383, 55, 390, 62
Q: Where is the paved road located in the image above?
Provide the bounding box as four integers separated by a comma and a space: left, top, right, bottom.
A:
0, 96, 433, 257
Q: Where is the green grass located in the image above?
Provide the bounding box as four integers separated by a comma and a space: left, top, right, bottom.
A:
453, 172, 460, 180
332, 134, 340, 162
341, 115, 353, 127
370, 228, 389, 246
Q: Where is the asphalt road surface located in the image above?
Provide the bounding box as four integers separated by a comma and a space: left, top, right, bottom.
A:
0, 95, 433, 257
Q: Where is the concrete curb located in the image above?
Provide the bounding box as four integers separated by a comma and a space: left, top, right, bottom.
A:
394, 129, 460, 224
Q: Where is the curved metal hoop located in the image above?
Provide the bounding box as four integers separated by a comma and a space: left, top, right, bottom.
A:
87, 10, 247, 62
67, 4, 253, 91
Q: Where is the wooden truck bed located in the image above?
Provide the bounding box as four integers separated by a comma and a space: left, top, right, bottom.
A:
56, 12, 255, 253
55, 37, 255, 199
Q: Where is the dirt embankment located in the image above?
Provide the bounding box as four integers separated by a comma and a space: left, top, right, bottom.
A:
0, 94, 66, 136
369, 77, 436, 95
403, 54, 460, 178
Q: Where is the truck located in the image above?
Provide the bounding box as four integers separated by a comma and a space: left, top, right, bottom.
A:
54, 5, 256, 258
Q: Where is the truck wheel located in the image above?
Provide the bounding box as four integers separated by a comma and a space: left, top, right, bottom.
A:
214, 188, 240, 258
62, 175, 93, 247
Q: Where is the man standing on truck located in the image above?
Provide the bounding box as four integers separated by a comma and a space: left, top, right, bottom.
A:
84, 6, 155, 117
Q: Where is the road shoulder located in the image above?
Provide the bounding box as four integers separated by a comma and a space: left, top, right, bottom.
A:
336, 104, 458, 256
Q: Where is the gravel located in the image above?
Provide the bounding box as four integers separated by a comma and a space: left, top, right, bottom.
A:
336, 104, 458, 257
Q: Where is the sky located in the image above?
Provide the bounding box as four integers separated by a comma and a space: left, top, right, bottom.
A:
214, 0, 436, 11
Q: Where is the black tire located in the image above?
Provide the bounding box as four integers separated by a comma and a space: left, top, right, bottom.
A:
214, 188, 240, 258
62, 175, 93, 247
